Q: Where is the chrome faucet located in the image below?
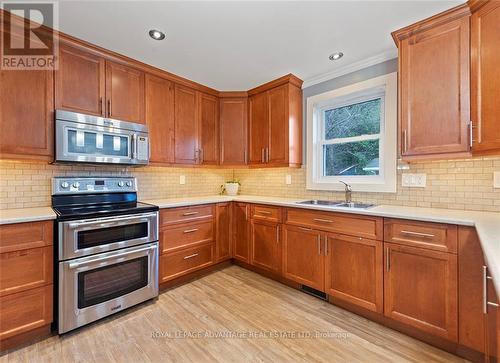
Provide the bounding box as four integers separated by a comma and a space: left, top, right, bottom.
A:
339, 181, 352, 204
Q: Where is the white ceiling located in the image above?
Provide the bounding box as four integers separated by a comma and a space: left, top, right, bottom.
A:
56, 1, 462, 91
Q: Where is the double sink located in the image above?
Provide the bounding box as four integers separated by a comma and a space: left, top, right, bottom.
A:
296, 200, 375, 209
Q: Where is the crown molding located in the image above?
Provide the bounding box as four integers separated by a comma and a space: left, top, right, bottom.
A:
302, 49, 398, 89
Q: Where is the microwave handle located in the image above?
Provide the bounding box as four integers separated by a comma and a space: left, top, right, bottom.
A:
131, 134, 137, 159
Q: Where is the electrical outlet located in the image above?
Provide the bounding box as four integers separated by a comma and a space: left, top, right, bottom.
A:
179, 175, 186, 185
285, 174, 292, 185
494, 171, 500, 188
402, 173, 426, 188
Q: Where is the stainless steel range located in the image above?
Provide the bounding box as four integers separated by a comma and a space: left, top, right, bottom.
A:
52, 177, 159, 334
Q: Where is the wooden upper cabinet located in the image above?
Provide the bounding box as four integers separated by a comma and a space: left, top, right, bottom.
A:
219, 97, 248, 165
268, 85, 288, 164
145, 74, 175, 164
56, 44, 105, 116
174, 84, 198, 164
471, 1, 500, 155
105, 61, 145, 123
393, 6, 471, 160
0, 67, 54, 161
384, 242, 458, 341
248, 92, 269, 165
199, 93, 219, 165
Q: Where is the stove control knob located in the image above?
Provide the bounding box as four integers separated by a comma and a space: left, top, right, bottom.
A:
126, 181, 132, 187
60, 181, 69, 189
72, 182, 80, 188
118, 181, 125, 187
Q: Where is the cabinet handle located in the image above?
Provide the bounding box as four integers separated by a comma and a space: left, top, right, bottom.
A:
243, 150, 247, 164
183, 228, 199, 234
386, 247, 390, 272
182, 212, 199, 216
276, 226, 280, 244
298, 227, 312, 231
107, 99, 111, 117
317, 235, 321, 255
469, 121, 473, 150
261, 148, 265, 163
245, 205, 248, 221
265, 147, 269, 163
183, 253, 199, 260
483, 266, 500, 313
400, 230, 435, 238
402, 130, 408, 154
313, 218, 333, 224
324, 237, 328, 256
99, 97, 104, 116
257, 210, 272, 215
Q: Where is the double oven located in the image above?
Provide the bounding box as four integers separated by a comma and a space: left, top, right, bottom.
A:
52, 177, 159, 333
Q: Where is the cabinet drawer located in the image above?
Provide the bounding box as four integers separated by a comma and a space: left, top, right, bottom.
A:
384, 219, 457, 253
285, 208, 382, 240
0, 221, 52, 254
160, 220, 213, 253
251, 204, 282, 222
160, 205, 214, 226
0, 246, 52, 297
160, 243, 213, 282
0, 285, 52, 341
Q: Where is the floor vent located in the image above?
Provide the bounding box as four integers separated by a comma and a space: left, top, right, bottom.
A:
300, 285, 327, 300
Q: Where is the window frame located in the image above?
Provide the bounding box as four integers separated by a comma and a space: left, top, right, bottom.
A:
306, 72, 397, 193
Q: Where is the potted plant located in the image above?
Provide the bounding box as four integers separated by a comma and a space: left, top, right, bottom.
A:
224, 178, 240, 196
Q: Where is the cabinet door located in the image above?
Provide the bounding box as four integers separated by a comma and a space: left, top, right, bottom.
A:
220, 98, 247, 165
216, 203, 231, 262
55, 44, 105, 116
232, 202, 250, 263
0, 68, 53, 161
268, 85, 288, 165
248, 92, 269, 165
325, 234, 383, 313
282, 225, 324, 291
105, 61, 145, 123
384, 243, 458, 341
174, 84, 198, 164
485, 275, 498, 362
471, 1, 500, 154
250, 220, 281, 274
399, 16, 470, 159
199, 93, 219, 165
145, 74, 175, 164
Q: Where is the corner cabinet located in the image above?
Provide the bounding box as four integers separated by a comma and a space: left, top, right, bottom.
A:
198, 92, 219, 165
232, 202, 250, 263
248, 75, 303, 167
219, 96, 248, 166
393, 5, 471, 160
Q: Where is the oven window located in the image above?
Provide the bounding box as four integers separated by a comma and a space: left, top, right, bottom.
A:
67, 129, 129, 157
77, 223, 148, 250
78, 256, 148, 308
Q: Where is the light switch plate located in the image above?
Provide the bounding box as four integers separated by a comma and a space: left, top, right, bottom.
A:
285, 174, 292, 185
179, 175, 186, 185
494, 171, 500, 188
402, 173, 427, 188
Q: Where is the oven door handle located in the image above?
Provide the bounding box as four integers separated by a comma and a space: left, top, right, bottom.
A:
68, 244, 157, 269
67, 214, 155, 229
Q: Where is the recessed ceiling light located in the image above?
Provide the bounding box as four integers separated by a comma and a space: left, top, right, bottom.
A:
149, 29, 165, 40
329, 52, 344, 61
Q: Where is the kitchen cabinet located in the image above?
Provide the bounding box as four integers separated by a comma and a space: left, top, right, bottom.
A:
105, 61, 145, 123
384, 242, 458, 341
232, 202, 250, 263
198, 93, 219, 165
393, 6, 471, 160
145, 74, 175, 164
250, 219, 281, 274
174, 84, 199, 164
325, 234, 383, 313
216, 203, 231, 262
248, 75, 302, 167
56, 44, 105, 116
219, 96, 248, 165
282, 225, 324, 291
484, 273, 498, 362
160, 243, 214, 283
470, 0, 500, 155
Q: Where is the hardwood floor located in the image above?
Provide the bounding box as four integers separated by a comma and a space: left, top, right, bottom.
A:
1, 266, 466, 362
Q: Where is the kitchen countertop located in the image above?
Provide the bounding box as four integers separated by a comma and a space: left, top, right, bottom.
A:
144, 195, 500, 294
0, 206, 56, 225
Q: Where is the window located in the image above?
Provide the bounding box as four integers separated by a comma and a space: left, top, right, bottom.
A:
306, 73, 397, 193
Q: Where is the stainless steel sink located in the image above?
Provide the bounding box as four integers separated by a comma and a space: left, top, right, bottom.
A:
296, 200, 375, 209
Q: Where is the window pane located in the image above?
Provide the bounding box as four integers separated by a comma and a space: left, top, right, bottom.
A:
323, 140, 379, 176
324, 98, 381, 140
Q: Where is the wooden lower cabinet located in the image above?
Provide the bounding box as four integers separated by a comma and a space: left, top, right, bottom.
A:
216, 203, 231, 262
159, 243, 214, 283
325, 234, 383, 313
282, 225, 324, 291
384, 242, 458, 341
485, 277, 499, 362
250, 219, 281, 274
232, 202, 250, 263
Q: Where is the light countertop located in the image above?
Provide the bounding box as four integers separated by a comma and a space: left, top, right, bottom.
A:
0, 207, 56, 225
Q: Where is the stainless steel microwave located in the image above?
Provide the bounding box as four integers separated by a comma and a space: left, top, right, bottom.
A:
55, 110, 149, 165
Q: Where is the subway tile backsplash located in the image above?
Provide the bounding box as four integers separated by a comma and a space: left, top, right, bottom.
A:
1, 157, 499, 212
